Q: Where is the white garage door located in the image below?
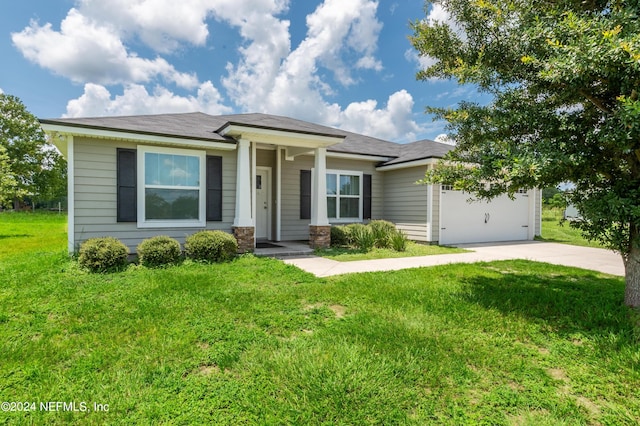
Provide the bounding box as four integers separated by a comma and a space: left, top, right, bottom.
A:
439, 189, 530, 245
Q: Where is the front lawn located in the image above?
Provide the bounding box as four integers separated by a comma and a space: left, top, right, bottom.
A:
538, 207, 605, 248
1, 213, 638, 424
0, 211, 66, 258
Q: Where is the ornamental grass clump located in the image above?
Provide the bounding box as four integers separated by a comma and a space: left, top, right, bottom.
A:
368, 220, 396, 248
347, 223, 376, 252
327, 221, 407, 253
390, 229, 408, 252
78, 236, 129, 273
185, 230, 238, 263
136, 236, 182, 268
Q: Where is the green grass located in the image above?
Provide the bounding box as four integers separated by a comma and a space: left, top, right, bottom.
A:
538, 207, 605, 248
1, 213, 639, 424
0, 211, 67, 257
316, 241, 468, 262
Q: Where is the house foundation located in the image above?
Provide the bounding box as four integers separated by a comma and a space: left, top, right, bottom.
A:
309, 225, 331, 249
233, 226, 255, 253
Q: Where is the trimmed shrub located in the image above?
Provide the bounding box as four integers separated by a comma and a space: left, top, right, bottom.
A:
330, 225, 350, 247
185, 230, 238, 263
390, 229, 408, 252
348, 223, 375, 252
137, 235, 182, 267
78, 237, 129, 273
368, 220, 396, 248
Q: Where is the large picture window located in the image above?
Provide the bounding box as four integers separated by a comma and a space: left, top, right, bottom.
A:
138, 146, 206, 228
326, 170, 362, 221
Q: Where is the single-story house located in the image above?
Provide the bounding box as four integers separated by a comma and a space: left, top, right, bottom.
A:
40, 112, 541, 253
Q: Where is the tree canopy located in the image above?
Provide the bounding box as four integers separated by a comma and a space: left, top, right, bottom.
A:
0, 93, 66, 208
0, 145, 18, 206
411, 0, 640, 307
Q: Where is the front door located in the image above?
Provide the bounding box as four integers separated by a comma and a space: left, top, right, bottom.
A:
255, 167, 271, 239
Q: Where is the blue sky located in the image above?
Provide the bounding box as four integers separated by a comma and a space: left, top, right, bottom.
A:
0, 0, 489, 143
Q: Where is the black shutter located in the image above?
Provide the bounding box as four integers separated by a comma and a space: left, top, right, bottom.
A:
300, 170, 311, 220
117, 148, 137, 222
363, 174, 372, 220
206, 156, 223, 221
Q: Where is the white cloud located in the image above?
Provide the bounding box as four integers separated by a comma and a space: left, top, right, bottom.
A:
223, 0, 384, 112
404, 49, 438, 72
76, 0, 213, 53
12, 9, 198, 89
13, 0, 423, 141
426, 2, 466, 40
403, 2, 466, 78
435, 85, 478, 101
222, 0, 418, 141
220, 1, 292, 113
305, 0, 383, 84
77, 0, 292, 53
435, 133, 456, 145
64, 82, 232, 117
337, 90, 421, 141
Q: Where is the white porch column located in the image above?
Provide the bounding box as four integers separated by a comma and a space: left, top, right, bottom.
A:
251, 141, 257, 229
276, 147, 282, 241
66, 135, 75, 254
233, 138, 253, 227
310, 147, 329, 226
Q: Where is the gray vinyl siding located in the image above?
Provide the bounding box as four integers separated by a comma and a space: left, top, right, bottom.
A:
382, 166, 431, 242
72, 137, 236, 252
279, 153, 384, 241
280, 154, 312, 240
256, 149, 276, 168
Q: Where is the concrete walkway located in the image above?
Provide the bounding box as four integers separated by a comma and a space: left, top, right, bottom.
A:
282, 241, 625, 277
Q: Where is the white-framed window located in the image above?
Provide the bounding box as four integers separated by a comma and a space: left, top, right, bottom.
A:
137, 145, 206, 228
326, 170, 363, 221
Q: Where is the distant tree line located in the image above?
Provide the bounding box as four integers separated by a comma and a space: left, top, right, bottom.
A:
542, 187, 566, 210
0, 93, 66, 211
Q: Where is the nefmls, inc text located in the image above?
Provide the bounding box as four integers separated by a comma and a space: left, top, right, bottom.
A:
1, 401, 109, 412
40, 401, 109, 412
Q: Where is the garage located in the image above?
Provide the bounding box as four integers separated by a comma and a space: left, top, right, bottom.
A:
439, 188, 532, 245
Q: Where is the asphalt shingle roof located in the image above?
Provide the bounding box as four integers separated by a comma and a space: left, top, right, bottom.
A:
40, 112, 231, 142
383, 139, 455, 166
40, 112, 454, 166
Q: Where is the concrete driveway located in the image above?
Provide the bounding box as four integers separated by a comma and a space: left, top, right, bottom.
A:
283, 241, 624, 278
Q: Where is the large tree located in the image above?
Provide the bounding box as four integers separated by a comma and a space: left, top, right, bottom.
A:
0, 93, 64, 207
0, 145, 19, 207
411, 0, 640, 307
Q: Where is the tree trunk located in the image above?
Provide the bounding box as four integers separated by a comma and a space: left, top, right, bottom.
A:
624, 246, 640, 308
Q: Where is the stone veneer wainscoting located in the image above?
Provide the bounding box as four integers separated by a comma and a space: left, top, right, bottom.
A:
309, 225, 331, 249
233, 226, 255, 253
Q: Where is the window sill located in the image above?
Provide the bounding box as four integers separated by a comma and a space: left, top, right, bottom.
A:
137, 220, 206, 229
329, 218, 363, 224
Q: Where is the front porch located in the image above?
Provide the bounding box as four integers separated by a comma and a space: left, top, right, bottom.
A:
253, 240, 315, 258
222, 122, 342, 253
